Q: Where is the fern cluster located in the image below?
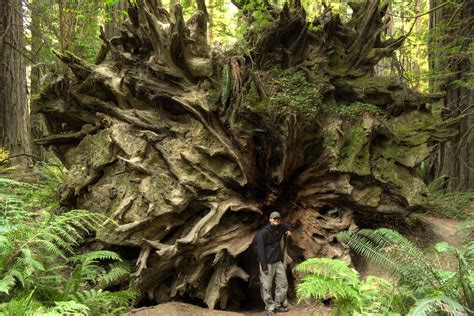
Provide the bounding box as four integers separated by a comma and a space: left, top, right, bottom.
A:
338, 228, 473, 315
295, 258, 405, 315
0, 174, 137, 315
0, 163, 64, 231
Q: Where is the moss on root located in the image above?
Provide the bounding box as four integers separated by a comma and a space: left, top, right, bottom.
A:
337, 123, 371, 176
373, 158, 427, 206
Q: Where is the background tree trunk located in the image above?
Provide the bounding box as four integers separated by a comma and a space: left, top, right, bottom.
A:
0, 0, 31, 165
30, 0, 47, 160
37, 0, 460, 309
104, 0, 129, 39
429, 0, 473, 190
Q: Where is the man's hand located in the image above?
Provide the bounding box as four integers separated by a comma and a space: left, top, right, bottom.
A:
285, 231, 292, 237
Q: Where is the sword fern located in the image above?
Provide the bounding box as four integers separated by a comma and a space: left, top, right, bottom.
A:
338, 228, 473, 315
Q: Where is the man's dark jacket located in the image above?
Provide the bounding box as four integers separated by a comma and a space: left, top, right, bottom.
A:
254, 223, 292, 270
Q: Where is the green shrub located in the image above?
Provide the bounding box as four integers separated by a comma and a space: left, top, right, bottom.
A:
268, 70, 324, 118
295, 258, 405, 315
338, 228, 473, 315
0, 176, 137, 315
425, 188, 474, 219
336, 102, 381, 119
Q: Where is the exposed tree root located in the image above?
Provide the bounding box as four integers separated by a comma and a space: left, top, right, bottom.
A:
37, 0, 453, 309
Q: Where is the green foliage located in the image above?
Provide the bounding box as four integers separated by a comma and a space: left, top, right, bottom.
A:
27, 0, 104, 89
265, 70, 324, 118
296, 258, 405, 315
338, 228, 474, 315
0, 164, 65, 233
0, 176, 136, 315
248, 2, 272, 31
409, 295, 469, 316
296, 258, 362, 314
359, 276, 407, 315
336, 102, 381, 119
425, 185, 474, 219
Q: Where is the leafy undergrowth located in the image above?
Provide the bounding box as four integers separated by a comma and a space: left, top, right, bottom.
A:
425, 189, 474, 219
0, 164, 137, 315
334, 228, 473, 315
296, 258, 406, 315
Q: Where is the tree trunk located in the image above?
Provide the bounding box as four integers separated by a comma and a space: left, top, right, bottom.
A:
30, 0, 47, 160
0, 0, 31, 165
37, 0, 458, 309
104, 0, 129, 39
430, 0, 474, 190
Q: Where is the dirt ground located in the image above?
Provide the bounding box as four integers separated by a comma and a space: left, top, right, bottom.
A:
130, 302, 332, 316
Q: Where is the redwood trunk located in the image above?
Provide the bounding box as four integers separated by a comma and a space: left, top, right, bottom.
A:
0, 0, 31, 165
430, 0, 474, 190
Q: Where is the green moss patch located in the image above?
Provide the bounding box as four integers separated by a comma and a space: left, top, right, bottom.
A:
374, 143, 431, 168
337, 123, 371, 176
388, 111, 439, 146
336, 101, 381, 119
373, 158, 427, 206
247, 69, 329, 121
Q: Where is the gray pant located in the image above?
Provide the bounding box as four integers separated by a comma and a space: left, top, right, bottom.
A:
259, 261, 288, 311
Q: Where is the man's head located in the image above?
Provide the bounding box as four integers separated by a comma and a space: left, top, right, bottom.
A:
269, 211, 281, 226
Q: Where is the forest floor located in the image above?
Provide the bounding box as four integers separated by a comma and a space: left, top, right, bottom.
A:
130, 301, 331, 316
129, 209, 473, 316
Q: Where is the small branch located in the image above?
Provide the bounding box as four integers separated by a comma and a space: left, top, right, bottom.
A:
386, 2, 450, 19
34, 125, 100, 146
0, 153, 40, 165
447, 0, 466, 28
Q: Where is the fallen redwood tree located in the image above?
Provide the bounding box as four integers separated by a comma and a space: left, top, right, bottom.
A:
37, 0, 459, 310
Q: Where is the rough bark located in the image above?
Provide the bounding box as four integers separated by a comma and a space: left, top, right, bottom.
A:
430, 0, 474, 190
0, 0, 31, 165
30, 0, 47, 161
37, 0, 458, 309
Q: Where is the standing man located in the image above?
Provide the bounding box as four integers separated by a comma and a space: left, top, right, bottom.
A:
253, 211, 292, 315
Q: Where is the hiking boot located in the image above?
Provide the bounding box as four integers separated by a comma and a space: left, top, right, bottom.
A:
275, 305, 289, 313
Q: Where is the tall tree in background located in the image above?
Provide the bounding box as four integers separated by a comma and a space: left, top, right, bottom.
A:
28, 0, 107, 160
430, 0, 473, 190
0, 0, 31, 164
105, 0, 129, 39
30, 0, 47, 159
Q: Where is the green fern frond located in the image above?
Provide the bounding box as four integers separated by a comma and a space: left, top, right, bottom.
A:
71, 250, 123, 264
97, 261, 131, 288
295, 258, 363, 312
53, 300, 90, 315
0, 294, 45, 316
0, 209, 114, 295
0, 177, 37, 188
67, 288, 137, 314
296, 258, 359, 286
0, 274, 17, 294
409, 295, 469, 315
338, 229, 442, 290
